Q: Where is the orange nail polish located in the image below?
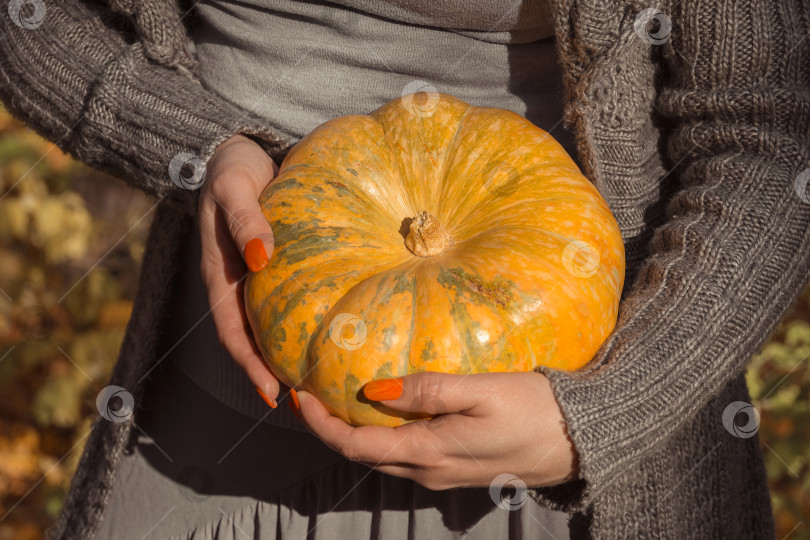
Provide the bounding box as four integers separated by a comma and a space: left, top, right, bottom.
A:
245, 238, 269, 273
256, 387, 277, 408
363, 378, 403, 401
287, 388, 302, 420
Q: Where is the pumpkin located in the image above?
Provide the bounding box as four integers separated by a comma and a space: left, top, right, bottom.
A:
245, 92, 625, 427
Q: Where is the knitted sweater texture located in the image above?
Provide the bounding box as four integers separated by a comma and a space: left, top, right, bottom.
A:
1, 0, 809, 538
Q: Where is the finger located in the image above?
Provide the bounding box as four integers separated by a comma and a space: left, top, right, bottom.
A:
210, 274, 280, 401
362, 371, 498, 416
295, 390, 437, 466
208, 166, 276, 273
199, 203, 280, 401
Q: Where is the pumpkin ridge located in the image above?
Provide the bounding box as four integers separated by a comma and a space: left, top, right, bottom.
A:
371, 94, 475, 225
371, 113, 416, 216
402, 267, 420, 378
432, 264, 476, 374
267, 166, 404, 233
302, 262, 422, 420
460, 225, 619, 300
435, 103, 476, 223
252, 253, 414, 362
452, 196, 616, 243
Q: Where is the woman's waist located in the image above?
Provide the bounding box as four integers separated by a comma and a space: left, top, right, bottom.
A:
157, 226, 306, 433
190, 3, 569, 147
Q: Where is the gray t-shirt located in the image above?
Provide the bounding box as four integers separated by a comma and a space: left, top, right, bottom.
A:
190, 0, 577, 159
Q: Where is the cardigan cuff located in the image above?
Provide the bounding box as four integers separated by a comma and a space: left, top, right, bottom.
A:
75, 42, 294, 208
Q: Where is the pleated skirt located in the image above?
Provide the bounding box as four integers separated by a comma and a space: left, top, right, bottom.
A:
93, 359, 573, 539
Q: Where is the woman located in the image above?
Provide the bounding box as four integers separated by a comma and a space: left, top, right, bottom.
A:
1, 0, 808, 538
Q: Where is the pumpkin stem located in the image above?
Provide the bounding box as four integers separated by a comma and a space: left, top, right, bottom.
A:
404, 210, 451, 257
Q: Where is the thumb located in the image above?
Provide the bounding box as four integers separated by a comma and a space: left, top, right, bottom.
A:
362, 371, 487, 416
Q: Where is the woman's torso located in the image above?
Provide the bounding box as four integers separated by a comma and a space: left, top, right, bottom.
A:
170, 0, 579, 438
156, 1, 578, 536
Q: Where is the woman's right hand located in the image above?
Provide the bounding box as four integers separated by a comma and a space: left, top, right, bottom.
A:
198, 134, 281, 406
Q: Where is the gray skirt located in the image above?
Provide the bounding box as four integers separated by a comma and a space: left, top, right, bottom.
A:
93, 359, 574, 539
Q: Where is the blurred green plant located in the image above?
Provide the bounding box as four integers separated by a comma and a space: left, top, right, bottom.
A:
0, 106, 808, 539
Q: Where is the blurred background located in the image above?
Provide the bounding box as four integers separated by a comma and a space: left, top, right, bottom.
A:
0, 105, 807, 539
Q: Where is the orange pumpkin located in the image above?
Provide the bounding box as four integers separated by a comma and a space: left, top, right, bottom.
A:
245, 93, 625, 427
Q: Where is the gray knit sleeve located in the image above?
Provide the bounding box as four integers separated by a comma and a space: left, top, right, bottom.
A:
0, 0, 293, 205
529, 0, 810, 511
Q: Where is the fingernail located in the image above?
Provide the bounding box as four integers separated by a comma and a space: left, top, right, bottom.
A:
256, 387, 277, 408
363, 378, 403, 401
245, 238, 269, 273
287, 388, 302, 420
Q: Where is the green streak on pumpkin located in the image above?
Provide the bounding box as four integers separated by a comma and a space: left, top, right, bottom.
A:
403, 271, 419, 374
362, 270, 417, 375
437, 267, 510, 373
440, 267, 512, 308
345, 373, 360, 404
305, 193, 323, 204
346, 168, 359, 176
298, 321, 309, 349
327, 179, 352, 196
391, 272, 416, 296
448, 301, 479, 374
420, 340, 435, 363
271, 219, 322, 248
382, 324, 397, 352
268, 177, 301, 193
255, 265, 352, 325
374, 361, 394, 381
272, 326, 286, 351
265, 288, 308, 354
281, 233, 340, 264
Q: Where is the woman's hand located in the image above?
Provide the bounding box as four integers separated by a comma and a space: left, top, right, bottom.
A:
290, 371, 579, 490
198, 134, 281, 405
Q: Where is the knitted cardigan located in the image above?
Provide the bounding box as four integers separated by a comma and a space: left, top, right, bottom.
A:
1, 0, 809, 538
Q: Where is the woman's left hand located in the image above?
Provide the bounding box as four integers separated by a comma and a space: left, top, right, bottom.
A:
290, 371, 579, 490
